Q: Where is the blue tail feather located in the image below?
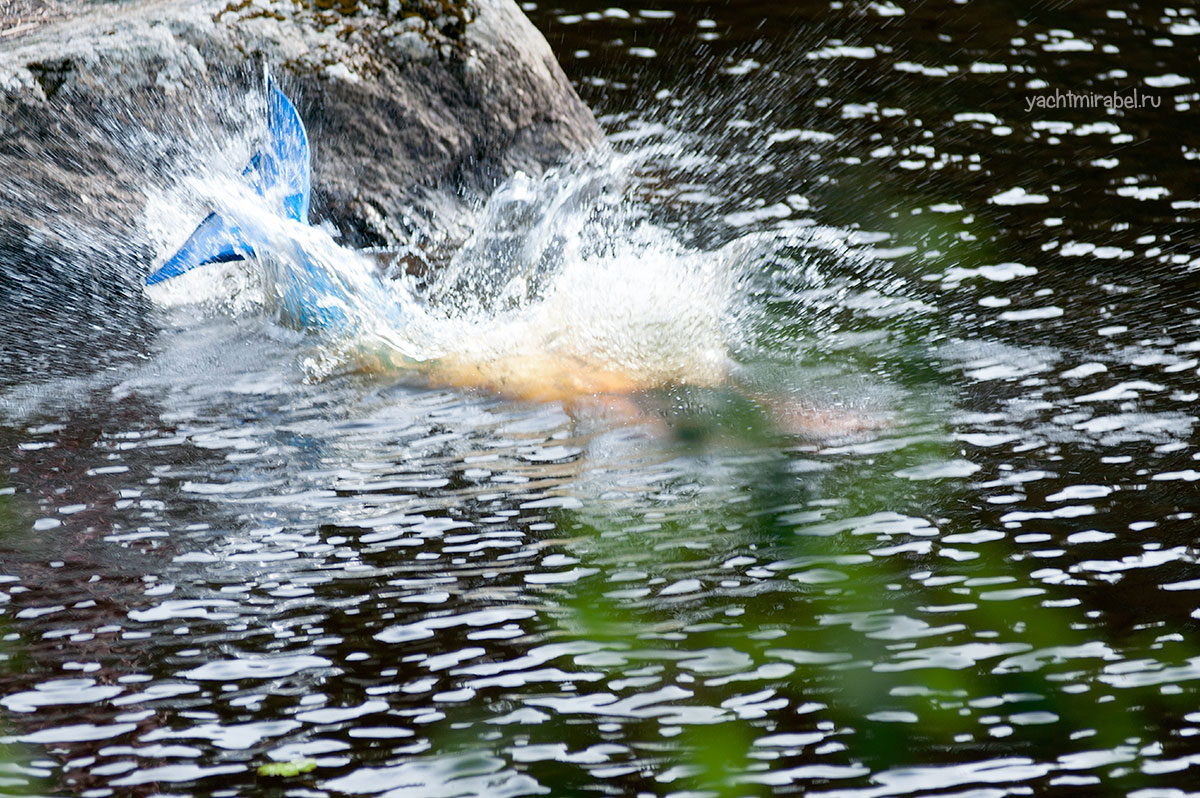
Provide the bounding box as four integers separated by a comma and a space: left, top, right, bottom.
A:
146, 80, 311, 287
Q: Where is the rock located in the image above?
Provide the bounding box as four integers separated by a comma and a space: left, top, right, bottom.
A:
0, 0, 602, 384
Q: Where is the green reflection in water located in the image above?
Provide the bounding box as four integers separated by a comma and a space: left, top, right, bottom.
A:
520, 347, 1191, 795
0, 481, 39, 798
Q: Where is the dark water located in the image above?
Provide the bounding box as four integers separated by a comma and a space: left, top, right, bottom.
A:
2, 2, 1200, 796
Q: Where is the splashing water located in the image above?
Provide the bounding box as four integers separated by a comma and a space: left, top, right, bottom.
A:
146, 148, 799, 402
130, 73, 926, 420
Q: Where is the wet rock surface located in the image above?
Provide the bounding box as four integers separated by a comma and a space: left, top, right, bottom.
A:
0, 0, 601, 381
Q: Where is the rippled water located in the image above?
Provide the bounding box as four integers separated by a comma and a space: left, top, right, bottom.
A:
3, 1, 1200, 796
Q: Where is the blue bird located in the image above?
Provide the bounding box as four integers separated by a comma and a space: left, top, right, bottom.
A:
147, 80, 311, 287
146, 79, 381, 332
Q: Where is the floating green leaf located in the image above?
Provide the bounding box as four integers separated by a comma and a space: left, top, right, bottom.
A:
257, 758, 318, 778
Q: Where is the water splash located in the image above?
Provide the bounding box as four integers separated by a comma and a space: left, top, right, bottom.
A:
145, 148, 803, 400
132, 76, 933, 415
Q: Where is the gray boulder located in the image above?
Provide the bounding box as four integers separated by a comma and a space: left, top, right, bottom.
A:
0, 0, 601, 381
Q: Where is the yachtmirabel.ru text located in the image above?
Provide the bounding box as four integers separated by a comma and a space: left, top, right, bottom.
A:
1025, 89, 1161, 111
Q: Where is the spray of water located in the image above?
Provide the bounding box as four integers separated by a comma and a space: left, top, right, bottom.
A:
144, 142, 809, 402
132, 71, 933, 422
